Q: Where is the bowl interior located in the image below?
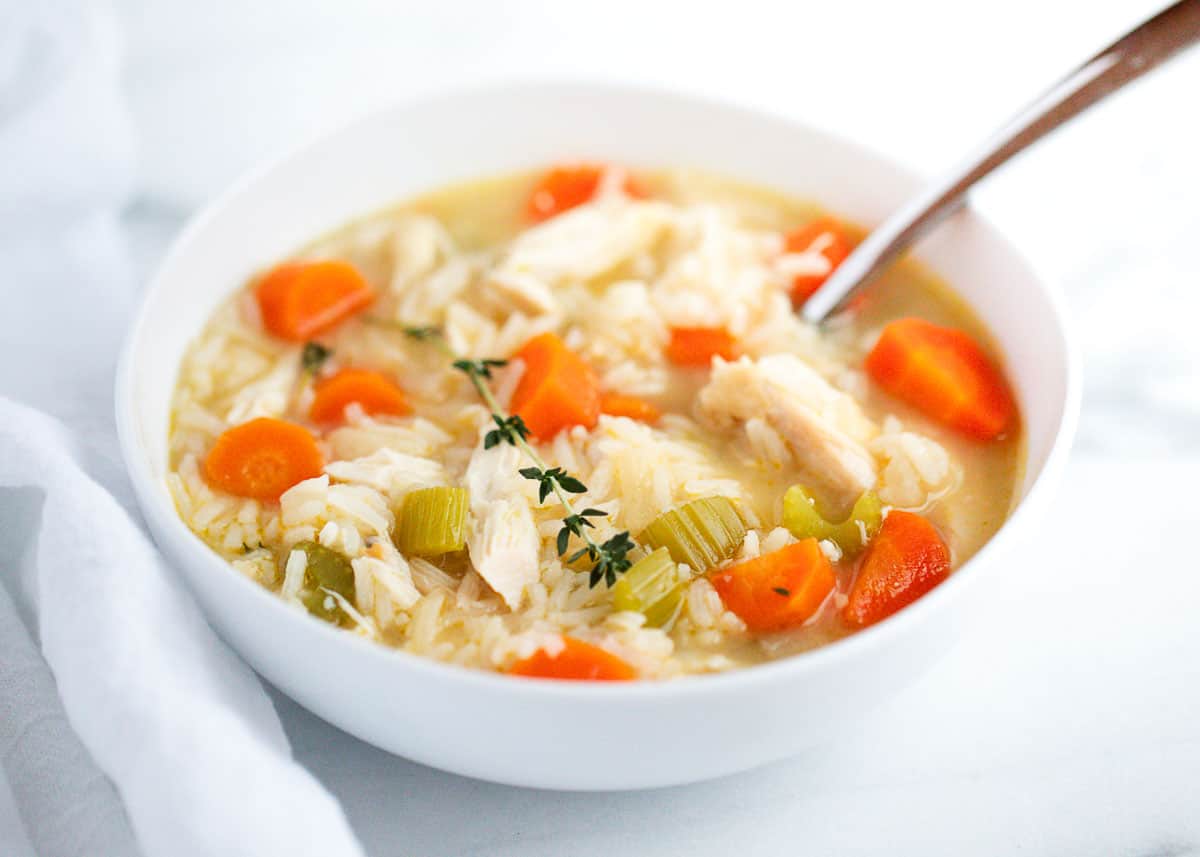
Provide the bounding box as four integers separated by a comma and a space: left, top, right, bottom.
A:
122, 83, 1072, 509
116, 82, 1078, 788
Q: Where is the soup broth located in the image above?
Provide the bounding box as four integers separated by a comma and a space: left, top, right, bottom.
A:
168, 166, 1021, 678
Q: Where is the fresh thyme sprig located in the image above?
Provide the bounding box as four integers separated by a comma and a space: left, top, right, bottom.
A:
376, 319, 636, 588
484, 414, 530, 450
452, 357, 508, 378
400, 325, 442, 342
300, 341, 332, 374
519, 466, 586, 502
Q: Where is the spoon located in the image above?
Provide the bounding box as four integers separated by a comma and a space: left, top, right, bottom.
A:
802, 0, 1200, 324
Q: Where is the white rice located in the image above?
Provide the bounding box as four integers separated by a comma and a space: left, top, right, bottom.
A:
167, 171, 968, 677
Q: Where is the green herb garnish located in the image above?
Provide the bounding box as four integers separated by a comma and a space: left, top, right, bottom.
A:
301, 341, 332, 374
395, 324, 635, 588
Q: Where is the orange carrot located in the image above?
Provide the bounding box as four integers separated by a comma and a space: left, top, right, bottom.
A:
599, 392, 661, 424
309, 368, 410, 425
256, 260, 374, 341
865, 317, 1016, 440
710, 539, 836, 633
844, 511, 950, 628
509, 332, 600, 441
203, 418, 324, 502
784, 217, 851, 306
509, 636, 636, 681
525, 164, 646, 222
665, 326, 737, 367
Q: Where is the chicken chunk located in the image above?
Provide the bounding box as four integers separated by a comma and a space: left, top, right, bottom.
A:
394, 257, 475, 326
463, 437, 540, 609
496, 197, 672, 286
389, 213, 453, 290
697, 355, 878, 514
224, 351, 300, 424
486, 269, 558, 316
324, 448, 447, 504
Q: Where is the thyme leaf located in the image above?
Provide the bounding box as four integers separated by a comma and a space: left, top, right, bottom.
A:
401, 325, 442, 341
397, 322, 637, 588
452, 358, 508, 380
300, 341, 332, 374
520, 466, 587, 503
484, 414, 531, 449
588, 532, 636, 588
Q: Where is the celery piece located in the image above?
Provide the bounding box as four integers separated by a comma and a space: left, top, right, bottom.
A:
839, 491, 883, 553
293, 540, 355, 624
397, 486, 469, 556
639, 497, 747, 573
781, 486, 882, 556
781, 486, 832, 543
611, 547, 685, 629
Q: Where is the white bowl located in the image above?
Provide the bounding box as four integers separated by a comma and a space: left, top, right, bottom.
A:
116, 82, 1079, 791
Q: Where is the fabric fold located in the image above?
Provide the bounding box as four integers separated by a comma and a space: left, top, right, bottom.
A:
0, 1, 365, 854
0, 400, 366, 857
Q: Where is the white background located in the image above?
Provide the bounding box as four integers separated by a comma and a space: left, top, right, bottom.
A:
7, 1, 1200, 854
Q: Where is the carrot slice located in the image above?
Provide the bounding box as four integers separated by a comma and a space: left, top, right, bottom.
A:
710, 539, 836, 633
309, 368, 410, 425
509, 333, 600, 441
785, 216, 852, 306
665, 326, 738, 367
865, 317, 1016, 440
203, 418, 324, 502
599, 392, 661, 424
525, 164, 646, 222
509, 636, 636, 681
843, 511, 950, 628
255, 260, 374, 341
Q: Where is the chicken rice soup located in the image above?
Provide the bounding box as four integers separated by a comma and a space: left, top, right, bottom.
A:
168, 166, 1022, 680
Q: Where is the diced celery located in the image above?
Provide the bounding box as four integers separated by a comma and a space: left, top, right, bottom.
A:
612, 547, 685, 629
643, 584, 687, 628
841, 492, 883, 551
639, 497, 747, 573
781, 485, 830, 542
396, 486, 469, 556
782, 486, 882, 555
293, 540, 355, 624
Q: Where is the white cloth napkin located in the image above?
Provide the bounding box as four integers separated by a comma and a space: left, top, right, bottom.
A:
0, 3, 365, 856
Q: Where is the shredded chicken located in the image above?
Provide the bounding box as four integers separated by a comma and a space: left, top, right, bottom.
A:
326, 414, 451, 461
324, 447, 446, 504
395, 257, 475, 325
224, 350, 300, 424
463, 437, 540, 609
496, 196, 672, 285
485, 269, 558, 316
651, 204, 779, 332
389, 213, 453, 291
697, 355, 879, 513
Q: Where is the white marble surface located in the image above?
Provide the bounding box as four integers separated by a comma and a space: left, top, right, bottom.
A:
6, 0, 1200, 854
